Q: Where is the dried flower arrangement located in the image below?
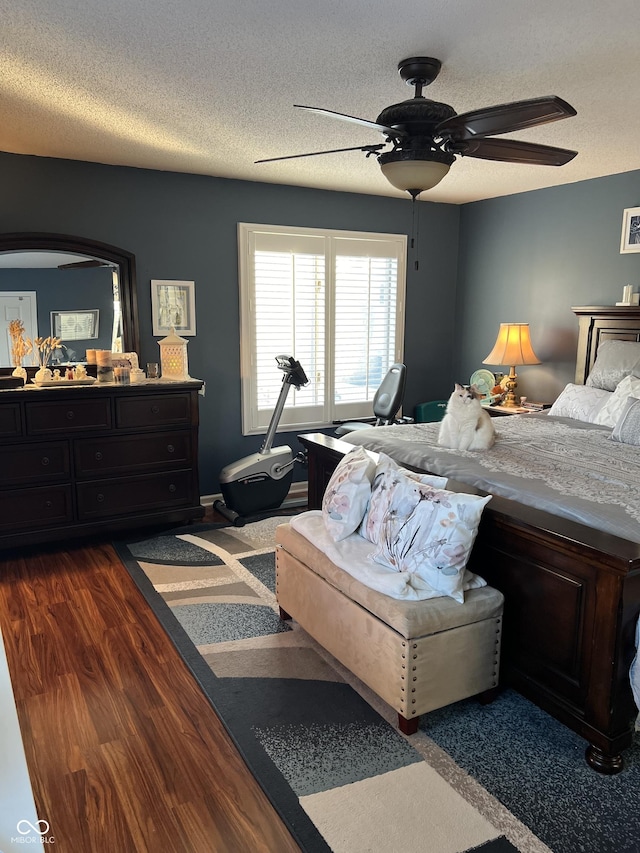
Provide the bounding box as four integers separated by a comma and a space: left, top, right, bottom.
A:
8, 318, 33, 368
6, 321, 64, 382
32, 336, 63, 370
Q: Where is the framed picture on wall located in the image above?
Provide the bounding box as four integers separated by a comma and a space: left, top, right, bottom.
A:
151, 280, 196, 336
620, 207, 640, 253
51, 309, 99, 340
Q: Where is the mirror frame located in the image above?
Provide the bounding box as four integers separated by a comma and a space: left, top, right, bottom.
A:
0, 231, 140, 357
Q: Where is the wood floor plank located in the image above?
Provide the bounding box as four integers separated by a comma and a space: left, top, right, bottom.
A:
0, 532, 301, 853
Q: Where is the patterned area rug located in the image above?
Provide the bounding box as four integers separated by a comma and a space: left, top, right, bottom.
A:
114, 518, 640, 853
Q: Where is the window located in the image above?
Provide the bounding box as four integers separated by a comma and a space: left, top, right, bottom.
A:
238, 223, 406, 435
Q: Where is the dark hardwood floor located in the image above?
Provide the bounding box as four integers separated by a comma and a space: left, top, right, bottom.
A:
0, 507, 302, 853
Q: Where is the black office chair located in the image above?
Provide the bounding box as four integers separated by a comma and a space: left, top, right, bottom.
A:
335, 363, 410, 436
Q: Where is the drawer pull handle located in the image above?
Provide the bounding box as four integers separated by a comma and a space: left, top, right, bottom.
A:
96, 493, 105, 503
41, 457, 50, 466
167, 444, 175, 453
45, 500, 52, 508
66, 411, 75, 420
95, 451, 103, 461
168, 484, 177, 493
151, 405, 160, 415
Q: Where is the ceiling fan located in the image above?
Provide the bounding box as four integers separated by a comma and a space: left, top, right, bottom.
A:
256, 57, 578, 198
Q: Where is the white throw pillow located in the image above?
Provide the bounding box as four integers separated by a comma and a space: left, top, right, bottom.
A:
360, 453, 447, 545
322, 446, 376, 541
370, 483, 491, 603
610, 397, 640, 446
593, 374, 640, 427
586, 340, 640, 391
547, 383, 611, 423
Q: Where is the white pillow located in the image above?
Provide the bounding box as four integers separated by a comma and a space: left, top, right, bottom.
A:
586, 340, 640, 391
547, 383, 611, 423
360, 453, 447, 545
322, 446, 376, 541
370, 483, 491, 603
610, 397, 640, 446
594, 375, 640, 427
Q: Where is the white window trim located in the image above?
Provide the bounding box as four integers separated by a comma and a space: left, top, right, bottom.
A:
238, 222, 406, 436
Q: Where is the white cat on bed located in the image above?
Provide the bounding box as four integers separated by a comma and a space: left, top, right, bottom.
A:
438, 383, 496, 452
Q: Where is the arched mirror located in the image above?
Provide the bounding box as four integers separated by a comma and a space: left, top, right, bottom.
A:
0, 232, 139, 369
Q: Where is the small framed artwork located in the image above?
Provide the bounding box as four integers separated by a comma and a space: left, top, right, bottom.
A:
51, 309, 99, 340
620, 207, 640, 253
151, 280, 196, 336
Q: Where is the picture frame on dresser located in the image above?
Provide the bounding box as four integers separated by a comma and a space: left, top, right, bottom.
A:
619, 206, 640, 253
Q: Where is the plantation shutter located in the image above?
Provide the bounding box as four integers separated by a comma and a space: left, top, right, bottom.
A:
239, 224, 406, 435
332, 237, 401, 422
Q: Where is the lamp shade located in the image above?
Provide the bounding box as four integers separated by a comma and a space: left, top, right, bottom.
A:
378, 149, 455, 197
379, 159, 451, 195
483, 323, 541, 366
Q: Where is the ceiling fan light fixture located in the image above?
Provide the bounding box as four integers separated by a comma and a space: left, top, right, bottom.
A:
378, 150, 454, 197
258, 58, 577, 197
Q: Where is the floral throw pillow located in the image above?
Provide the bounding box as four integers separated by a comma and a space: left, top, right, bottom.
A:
360, 453, 448, 545
371, 481, 491, 603
322, 446, 376, 541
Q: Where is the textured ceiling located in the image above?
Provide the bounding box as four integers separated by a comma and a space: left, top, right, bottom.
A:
0, 0, 638, 204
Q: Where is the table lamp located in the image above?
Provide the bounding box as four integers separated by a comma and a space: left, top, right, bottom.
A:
483, 323, 541, 407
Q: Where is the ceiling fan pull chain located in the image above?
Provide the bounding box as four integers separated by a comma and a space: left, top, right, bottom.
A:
411, 196, 420, 271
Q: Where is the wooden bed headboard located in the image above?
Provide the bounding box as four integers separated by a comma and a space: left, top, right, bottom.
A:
573, 306, 640, 384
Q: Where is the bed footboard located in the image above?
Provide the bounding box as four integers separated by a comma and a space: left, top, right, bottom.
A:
298, 432, 640, 774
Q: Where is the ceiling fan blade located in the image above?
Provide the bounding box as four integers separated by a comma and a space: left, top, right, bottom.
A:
459, 137, 578, 166
255, 144, 385, 164
58, 259, 107, 269
437, 96, 576, 141
294, 105, 407, 139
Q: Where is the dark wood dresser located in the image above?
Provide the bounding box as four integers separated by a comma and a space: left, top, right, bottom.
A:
0, 380, 204, 549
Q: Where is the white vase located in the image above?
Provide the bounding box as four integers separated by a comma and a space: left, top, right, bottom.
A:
34, 367, 52, 383
11, 365, 27, 382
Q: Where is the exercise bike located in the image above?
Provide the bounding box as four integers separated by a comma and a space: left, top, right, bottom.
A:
213, 355, 308, 526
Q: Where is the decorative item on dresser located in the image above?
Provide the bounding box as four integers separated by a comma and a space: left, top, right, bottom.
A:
298, 306, 640, 775
0, 381, 204, 549
158, 327, 191, 380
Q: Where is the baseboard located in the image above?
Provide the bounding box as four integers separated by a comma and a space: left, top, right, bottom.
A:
201, 480, 308, 509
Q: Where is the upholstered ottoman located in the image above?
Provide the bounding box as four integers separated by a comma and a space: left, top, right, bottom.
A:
275, 522, 504, 734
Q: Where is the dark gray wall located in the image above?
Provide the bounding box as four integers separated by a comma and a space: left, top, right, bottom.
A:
0, 152, 459, 494
456, 171, 640, 403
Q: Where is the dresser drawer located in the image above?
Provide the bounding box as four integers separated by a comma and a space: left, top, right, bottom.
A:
0, 442, 69, 486
0, 485, 73, 531
0, 403, 22, 437
74, 430, 192, 477
26, 398, 111, 434
76, 470, 194, 519
116, 394, 192, 429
